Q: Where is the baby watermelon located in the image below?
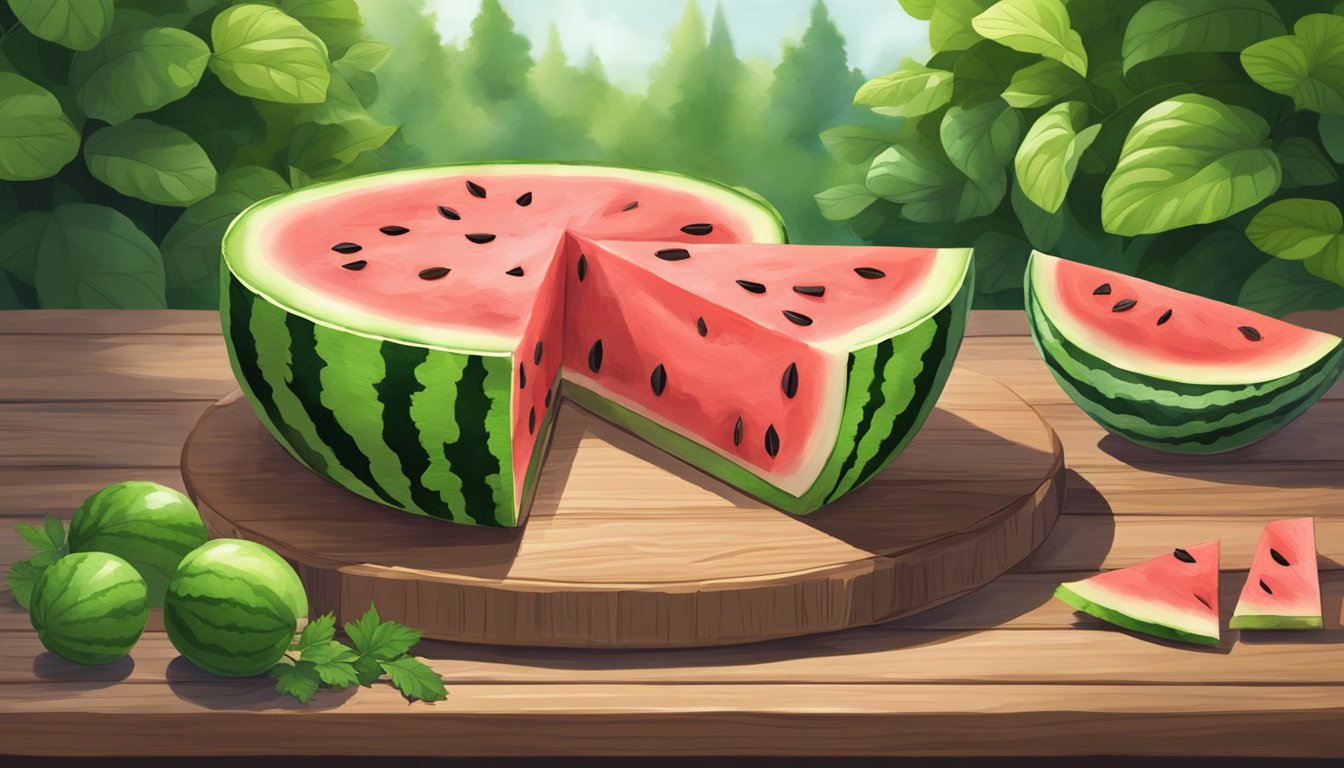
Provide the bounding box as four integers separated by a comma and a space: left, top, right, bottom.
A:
163, 539, 308, 677
67, 481, 208, 607
29, 552, 149, 665
1230, 517, 1322, 630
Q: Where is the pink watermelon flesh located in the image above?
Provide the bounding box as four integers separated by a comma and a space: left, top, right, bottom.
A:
1230, 518, 1321, 630
1055, 541, 1220, 646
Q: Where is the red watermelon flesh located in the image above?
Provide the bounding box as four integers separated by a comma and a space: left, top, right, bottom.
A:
1055, 541, 1220, 646
1230, 518, 1321, 630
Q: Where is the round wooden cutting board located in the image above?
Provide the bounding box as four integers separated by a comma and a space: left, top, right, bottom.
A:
181, 367, 1063, 648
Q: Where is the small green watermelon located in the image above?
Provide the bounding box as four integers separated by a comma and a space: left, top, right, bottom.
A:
163, 538, 308, 677
67, 481, 208, 607
29, 552, 149, 665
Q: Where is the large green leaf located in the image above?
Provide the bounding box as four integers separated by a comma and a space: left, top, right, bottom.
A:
1015, 101, 1099, 214
210, 4, 331, 105
1275, 137, 1340, 188
35, 204, 166, 308
1322, 113, 1344, 163
930, 0, 994, 52
1241, 14, 1344, 114
162, 191, 253, 308
972, 0, 1087, 76
0, 72, 80, 181
814, 185, 877, 221
1100, 94, 1281, 236
84, 120, 217, 206
972, 230, 1032, 296
853, 59, 953, 117
280, 0, 363, 56
951, 41, 1036, 106
941, 98, 1021, 184
1239, 257, 1344, 316
868, 143, 1005, 223
337, 41, 393, 73
219, 165, 291, 200
0, 210, 51, 285
1121, 0, 1285, 74
287, 114, 396, 177
1245, 198, 1342, 261
71, 28, 210, 124
1000, 59, 1084, 108
898, 0, 936, 21
7, 0, 113, 50
820, 125, 897, 165
1011, 179, 1065, 250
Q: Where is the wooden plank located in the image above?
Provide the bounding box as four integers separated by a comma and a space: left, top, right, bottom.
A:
963, 310, 1030, 337
0, 335, 233, 402
1066, 466, 1344, 518
0, 401, 211, 467
0, 467, 187, 519
0, 310, 221, 335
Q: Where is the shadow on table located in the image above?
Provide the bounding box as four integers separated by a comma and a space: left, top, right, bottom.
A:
31, 652, 134, 688
163, 656, 356, 711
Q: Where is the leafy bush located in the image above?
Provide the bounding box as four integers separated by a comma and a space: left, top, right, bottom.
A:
0, 0, 398, 309
821, 0, 1344, 314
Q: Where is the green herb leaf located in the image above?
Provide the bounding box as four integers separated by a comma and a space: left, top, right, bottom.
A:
291, 613, 337, 652
15, 522, 54, 553
70, 28, 210, 125
930, 0, 995, 52
353, 654, 384, 686
1015, 101, 1099, 214
210, 4, 331, 105
343, 603, 380, 653
972, 0, 1087, 76
281, 0, 364, 55
360, 620, 421, 662
35, 204, 167, 309
1275, 137, 1340, 189
0, 72, 81, 182
84, 120, 217, 207
8, 0, 113, 51
0, 211, 52, 286
1246, 198, 1343, 262
301, 640, 359, 687
1241, 14, 1344, 114
6, 559, 43, 610
271, 660, 321, 705
380, 656, 447, 704
853, 58, 953, 117
43, 515, 66, 554
287, 114, 397, 178
1121, 0, 1285, 75
941, 97, 1021, 185
1001, 59, 1085, 108
868, 142, 1006, 223
819, 126, 896, 165
814, 185, 877, 221
337, 41, 394, 72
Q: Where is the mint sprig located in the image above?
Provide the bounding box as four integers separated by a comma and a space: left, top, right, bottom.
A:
7, 516, 68, 609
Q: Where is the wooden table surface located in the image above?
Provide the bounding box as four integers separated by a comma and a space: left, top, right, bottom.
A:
1, 309, 1342, 759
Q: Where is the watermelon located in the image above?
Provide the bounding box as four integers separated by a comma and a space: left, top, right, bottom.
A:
1230, 517, 1322, 630
1026, 252, 1343, 453
1055, 541, 1221, 646
29, 552, 149, 665
163, 539, 308, 678
222, 163, 973, 525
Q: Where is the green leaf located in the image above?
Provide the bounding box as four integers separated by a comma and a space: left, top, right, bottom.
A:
1000, 59, 1084, 108
219, 166, 291, 200
16, 522, 53, 552
1245, 198, 1343, 261
35, 203, 166, 309
358, 620, 421, 662
336, 41, 392, 72
380, 657, 447, 704
353, 654, 383, 686
210, 4, 331, 105
853, 58, 954, 117
930, 0, 994, 52
43, 514, 66, 553
868, 142, 1006, 223
162, 192, 251, 307
973, 230, 1032, 295
6, 559, 43, 610
1322, 114, 1344, 163
0, 211, 52, 286
951, 40, 1036, 107
1276, 137, 1340, 188
1011, 179, 1065, 250
1121, 0, 1285, 75
1241, 14, 1344, 114
7, 0, 113, 51
941, 98, 1021, 185
287, 115, 397, 177
1015, 101, 1099, 214
280, 0, 363, 56
71, 27, 210, 124
299, 639, 359, 687
29, 550, 57, 568
305, 63, 364, 124
343, 603, 380, 653
1239, 256, 1344, 315
819, 125, 895, 165
814, 185, 877, 221
271, 660, 321, 705
84, 120, 217, 206
972, 0, 1088, 76
1100, 94, 1282, 236
291, 612, 337, 652
0, 72, 80, 181
898, 0, 936, 21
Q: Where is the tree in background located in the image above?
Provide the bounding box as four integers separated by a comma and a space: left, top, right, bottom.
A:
462, 0, 531, 104
766, 0, 864, 149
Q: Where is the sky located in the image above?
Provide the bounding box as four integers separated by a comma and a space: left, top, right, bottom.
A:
424, 0, 929, 89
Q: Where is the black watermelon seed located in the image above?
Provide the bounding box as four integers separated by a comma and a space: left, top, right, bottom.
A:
519, 362, 526, 390
733, 416, 744, 446
340, 260, 367, 271
437, 206, 460, 220
696, 316, 708, 337
622, 201, 639, 211
656, 248, 691, 261
1093, 283, 1112, 295
783, 310, 813, 326
380, 225, 409, 236
1112, 299, 1137, 312
1271, 548, 1290, 566
545, 389, 552, 408
1173, 548, 1196, 563
505, 266, 524, 277
1239, 325, 1261, 341
854, 267, 885, 279
793, 285, 825, 297
418, 267, 450, 280
781, 362, 799, 399
466, 232, 496, 244
1259, 579, 1273, 595
332, 242, 362, 254
528, 407, 536, 435
577, 254, 587, 281
1157, 309, 1173, 326
1195, 593, 1212, 609
650, 364, 667, 396
681, 223, 713, 236
588, 339, 603, 373
764, 424, 780, 458
736, 279, 766, 294
467, 180, 486, 198
534, 341, 543, 365
516, 192, 532, 207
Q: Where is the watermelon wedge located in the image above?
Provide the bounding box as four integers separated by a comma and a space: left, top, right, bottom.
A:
1055, 541, 1221, 646
221, 164, 973, 526
1230, 518, 1322, 630
1026, 252, 1343, 453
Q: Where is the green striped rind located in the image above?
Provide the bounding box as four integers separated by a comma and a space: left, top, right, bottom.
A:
67, 482, 208, 608
222, 273, 520, 526
30, 552, 149, 665
1228, 614, 1324, 630
1025, 272, 1344, 453
1054, 584, 1218, 646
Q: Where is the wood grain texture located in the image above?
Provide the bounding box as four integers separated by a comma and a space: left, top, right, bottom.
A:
180, 369, 1063, 648
0, 334, 233, 401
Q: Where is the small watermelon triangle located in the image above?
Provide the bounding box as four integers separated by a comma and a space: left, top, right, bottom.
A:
1230, 518, 1322, 631
1054, 541, 1220, 646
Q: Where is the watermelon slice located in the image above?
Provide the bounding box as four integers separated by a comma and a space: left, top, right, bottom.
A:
1026, 251, 1343, 453
1230, 518, 1322, 630
221, 164, 973, 526
1055, 541, 1221, 646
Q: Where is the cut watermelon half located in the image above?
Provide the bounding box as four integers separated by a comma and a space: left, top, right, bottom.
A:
1026, 252, 1343, 453
1055, 541, 1221, 646
1230, 518, 1322, 630
222, 163, 973, 526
